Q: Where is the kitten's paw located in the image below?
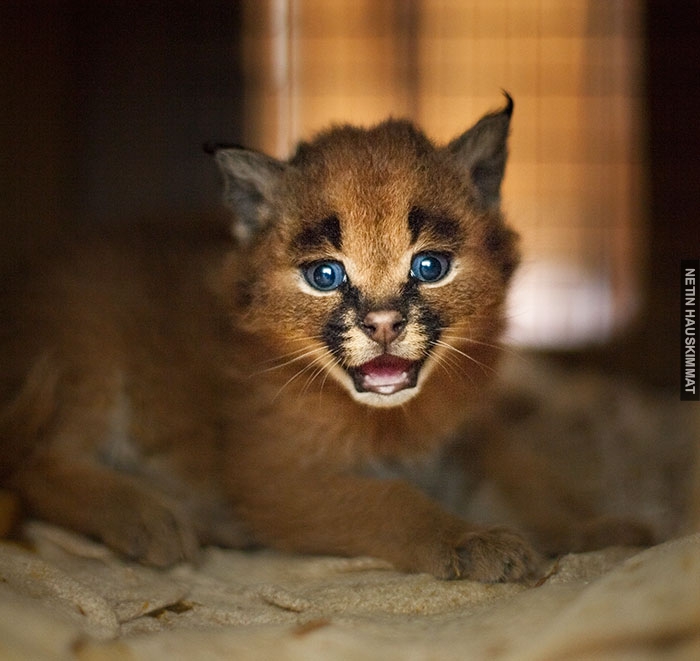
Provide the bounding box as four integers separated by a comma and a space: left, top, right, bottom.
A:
447, 528, 541, 582
100, 494, 200, 567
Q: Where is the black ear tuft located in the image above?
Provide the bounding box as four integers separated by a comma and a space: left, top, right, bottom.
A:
212, 147, 286, 243
447, 92, 514, 209
501, 90, 514, 118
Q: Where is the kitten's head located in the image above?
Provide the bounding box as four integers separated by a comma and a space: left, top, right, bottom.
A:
214, 95, 519, 408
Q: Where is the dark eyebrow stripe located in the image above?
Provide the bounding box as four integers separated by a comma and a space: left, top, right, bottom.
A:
408, 206, 462, 245
408, 207, 427, 244
292, 215, 342, 252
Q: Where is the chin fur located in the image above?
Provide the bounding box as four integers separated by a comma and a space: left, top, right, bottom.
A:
348, 386, 423, 409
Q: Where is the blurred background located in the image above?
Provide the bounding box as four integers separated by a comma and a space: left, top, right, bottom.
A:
1, 0, 698, 390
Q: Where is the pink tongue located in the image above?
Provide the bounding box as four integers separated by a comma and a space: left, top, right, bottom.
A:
359, 355, 413, 379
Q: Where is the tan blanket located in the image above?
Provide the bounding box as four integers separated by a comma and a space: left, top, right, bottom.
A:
1, 522, 698, 660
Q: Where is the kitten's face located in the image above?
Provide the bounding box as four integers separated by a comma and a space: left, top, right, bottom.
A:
217, 102, 518, 408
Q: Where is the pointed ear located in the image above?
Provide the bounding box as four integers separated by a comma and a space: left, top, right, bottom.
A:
211, 146, 286, 243
446, 93, 513, 209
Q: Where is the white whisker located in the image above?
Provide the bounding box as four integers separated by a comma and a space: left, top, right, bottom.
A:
318, 348, 343, 394
272, 352, 333, 401
439, 321, 524, 359
250, 345, 327, 377
441, 333, 525, 362
433, 339, 497, 377
313, 365, 337, 398
300, 353, 336, 396
430, 349, 470, 383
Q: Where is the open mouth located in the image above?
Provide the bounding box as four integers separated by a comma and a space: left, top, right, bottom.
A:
349, 354, 419, 395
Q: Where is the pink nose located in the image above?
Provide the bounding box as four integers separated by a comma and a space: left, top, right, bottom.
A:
362, 310, 406, 345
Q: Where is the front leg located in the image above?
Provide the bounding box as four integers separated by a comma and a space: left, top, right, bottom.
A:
233, 469, 539, 582
11, 453, 200, 566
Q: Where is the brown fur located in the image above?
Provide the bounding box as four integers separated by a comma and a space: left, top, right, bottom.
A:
0, 97, 539, 581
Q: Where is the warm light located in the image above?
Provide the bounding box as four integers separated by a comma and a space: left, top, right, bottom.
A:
242, 0, 646, 348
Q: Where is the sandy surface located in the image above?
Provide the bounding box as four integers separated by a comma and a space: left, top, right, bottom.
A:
1, 522, 698, 660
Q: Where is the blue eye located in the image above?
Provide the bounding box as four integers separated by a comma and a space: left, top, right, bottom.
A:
303, 261, 346, 291
410, 252, 451, 283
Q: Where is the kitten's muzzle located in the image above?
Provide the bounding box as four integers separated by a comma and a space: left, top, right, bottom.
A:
350, 309, 417, 395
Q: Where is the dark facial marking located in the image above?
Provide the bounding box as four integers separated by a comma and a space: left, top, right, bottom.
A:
408, 207, 428, 244
400, 278, 445, 346
416, 304, 444, 348
320, 275, 445, 375
320, 282, 359, 363
292, 215, 343, 254
408, 206, 463, 248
